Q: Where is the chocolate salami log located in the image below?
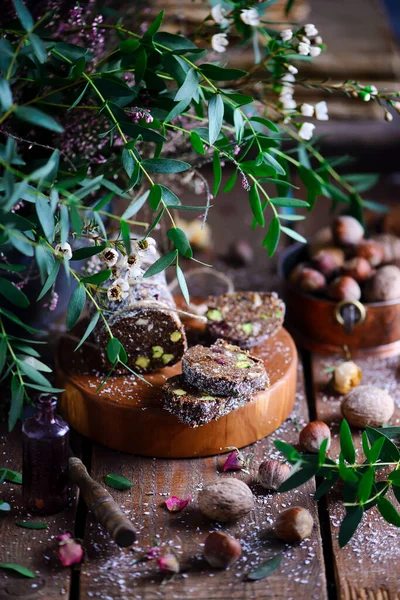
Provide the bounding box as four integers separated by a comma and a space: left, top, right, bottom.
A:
163, 374, 248, 428
182, 339, 269, 397
94, 241, 187, 374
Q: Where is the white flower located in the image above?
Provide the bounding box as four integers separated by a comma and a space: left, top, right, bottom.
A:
298, 42, 310, 56
240, 8, 260, 26
287, 65, 298, 75
107, 278, 129, 302
281, 94, 297, 110
211, 3, 229, 25
110, 265, 122, 280
211, 33, 229, 53
280, 29, 293, 42
127, 266, 144, 285
55, 242, 72, 261
281, 73, 295, 84
298, 122, 315, 140
309, 46, 322, 58
314, 35, 323, 45
300, 36, 311, 45
366, 85, 378, 96
100, 247, 119, 267
301, 103, 314, 117
315, 100, 329, 121
385, 111, 393, 122
304, 23, 318, 37
392, 101, 400, 113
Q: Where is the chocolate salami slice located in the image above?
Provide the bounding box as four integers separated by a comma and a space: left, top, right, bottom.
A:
93, 239, 187, 374
163, 375, 248, 428
206, 292, 285, 349
181, 339, 268, 397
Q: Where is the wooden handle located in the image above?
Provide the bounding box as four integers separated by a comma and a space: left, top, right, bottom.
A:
68, 456, 136, 547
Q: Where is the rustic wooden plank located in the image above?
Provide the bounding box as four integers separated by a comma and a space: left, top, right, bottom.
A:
80, 363, 328, 600
0, 424, 78, 599
311, 353, 400, 600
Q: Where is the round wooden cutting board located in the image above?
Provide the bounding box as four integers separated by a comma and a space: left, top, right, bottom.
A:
56, 317, 297, 458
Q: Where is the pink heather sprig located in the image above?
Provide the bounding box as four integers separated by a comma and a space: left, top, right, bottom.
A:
126, 108, 154, 124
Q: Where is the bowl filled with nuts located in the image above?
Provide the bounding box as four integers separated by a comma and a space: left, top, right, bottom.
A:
279, 216, 400, 357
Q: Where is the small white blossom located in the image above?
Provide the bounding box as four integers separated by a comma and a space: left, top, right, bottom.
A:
127, 266, 144, 285
281, 72, 295, 84
314, 35, 323, 45
240, 8, 260, 26
298, 122, 315, 140
315, 100, 329, 121
100, 247, 119, 267
107, 278, 129, 302
366, 85, 378, 96
211, 3, 229, 25
55, 242, 72, 261
393, 101, 400, 113
300, 36, 311, 45
301, 103, 314, 117
298, 42, 310, 56
281, 96, 297, 110
280, 29, 293, 42
385, 111, 393, 122
361, 92, 371, 102
110, 266, 122, 280
287, 65, 298, 75
211, 33, 229, 53
309, 46, 322, 58
304, 23, 318, 37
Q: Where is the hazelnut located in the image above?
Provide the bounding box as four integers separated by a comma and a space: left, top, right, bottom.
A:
371, 234, 400, 264
203, 532, 242, 569
275, 507, 314, 543
299, 421, 331, 453
312, 248, 344, 278
258, 460, 291, 490
332, 361, 362, 394
354, 240, 384, 267
327, 276, 361, 301
363, 265, 400, 302
308, 227, 333, 256
289, 262, 307, 283
332, 215, 364, 246
341, 257, 372, 282
298, 268, 326, 293
198, 478, 254, 522
341, 385, 395, 428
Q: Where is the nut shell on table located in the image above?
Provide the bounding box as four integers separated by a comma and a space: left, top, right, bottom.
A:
198, 478, 254, 522
258, 459, 291, 490
354, 240, 384, 267
299, 421, 331, 453
332, 361, 362, 395
332, 215, 364, 247
298, 268, 326, 293
203, 532, 242, 569
363, 265, 400, 302
275, 507, 314, 543
342, 257, 372, 282
327, 276, 361, 301
341, 385, 395, 428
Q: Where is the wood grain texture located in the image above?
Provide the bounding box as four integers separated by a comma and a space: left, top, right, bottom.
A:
311, 354, 400, 600
79, 364, 327, 600
0, 425, 78, 599
57, 327, 298, 458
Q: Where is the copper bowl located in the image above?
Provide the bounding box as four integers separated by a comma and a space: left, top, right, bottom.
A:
278, 244, 400, 357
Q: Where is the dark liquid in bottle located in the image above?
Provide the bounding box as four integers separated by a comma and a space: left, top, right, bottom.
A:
22, 395, 69, 514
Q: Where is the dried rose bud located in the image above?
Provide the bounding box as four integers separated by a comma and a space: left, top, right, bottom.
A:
332, 360, 362, 394
299, 421, 331, 453
203, 532, 242, 569
165, 494, 192, 512
222, 449, 247, 472
158, 553, 180, 574
56, 533, 83, 567
258, 459, 291, 490
327, 275, 361, 301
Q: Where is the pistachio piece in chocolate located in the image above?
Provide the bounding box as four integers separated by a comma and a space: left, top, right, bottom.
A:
162, 353, 174, 365
152, 345, 164, 358
207, 309, 223, 322
241, 323, 253, 335
170, 331, 182, 342
136, 356, 150, 369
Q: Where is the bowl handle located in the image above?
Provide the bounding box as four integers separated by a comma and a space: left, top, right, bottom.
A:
333, 300, 367, 334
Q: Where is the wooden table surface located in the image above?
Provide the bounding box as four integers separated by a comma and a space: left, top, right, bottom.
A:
1, 169, 400, 599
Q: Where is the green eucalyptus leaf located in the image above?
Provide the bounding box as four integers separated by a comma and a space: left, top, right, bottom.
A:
262, 152, 285, 175
277, 465, 317, 492
160, 185, 180, 207
9, 375, 24, 432
154, 32, 200, 54
250, 116, 280, 132
339, 506, 363, 547
247, 554, 282, 581
190, 131, 205, 155
280, 226, 307, 244
314, 472, 340, 501
248, 184, 264, 227
36, 197, 55, 243
0, 278, 29, 308
358, 467, 375, 504
143, 9, 164, 38
120, 220, 131, 255
0, 337, 6, 377
0, 468, 22, 484
199, 64, 247, 81
262, 216, 280, 257
81, 270, 111, 285
149, 184, 162, 211
28, 33, 47, 63
74, 312, 100, 351
0, 502, 11, 512
18, 361, 51, 388
66, 285, 86, 330
176, 265, 189, 305
377, 497, 400, 526
340, 419, 356, 464
104, 474, 134, 491
15, 107, 63, 133
270, 198, 309, 208
144, 250, 177, 278
174, 67, 199, 102
0, 309, 42, 335
71, 245, 107, 261
274, 440, 301, 463
119, 39, 140, 53
365, 426, 400, 462
167, 228, 192, 258
141, 158, 190, 174
0, 78, 13, 111
107, 337, 125, 363
16, 521, 48, 529
208, 94, 224, 145
121, 190, 149, 219
0, 563, 35, 578
13, 0, 34, 31
223, 170, 237, 193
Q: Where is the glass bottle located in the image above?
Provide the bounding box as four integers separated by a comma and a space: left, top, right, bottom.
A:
22, 394, 70, 514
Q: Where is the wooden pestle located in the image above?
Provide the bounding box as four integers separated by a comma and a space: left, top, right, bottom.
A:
68, 456, 136, 548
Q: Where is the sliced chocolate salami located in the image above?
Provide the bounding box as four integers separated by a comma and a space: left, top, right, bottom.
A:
181, 339, 269, 397
163, 375, 248, 428
206, 292, 285, 349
